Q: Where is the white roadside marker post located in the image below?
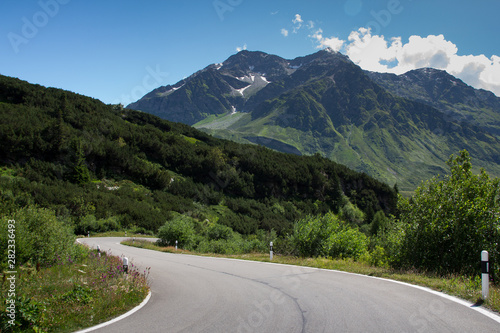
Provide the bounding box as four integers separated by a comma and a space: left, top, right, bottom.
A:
97, 245, 101, 257
123, 257, 129, 274
482, 250, 489, 300
270, 241, 273, 261
175, 240, 178, 250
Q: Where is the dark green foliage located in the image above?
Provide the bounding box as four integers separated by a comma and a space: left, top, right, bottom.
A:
157, 214, 196, 248
0, 74, 396, 238
0, 206, 76, 268
69, 138, 92, 184
290, 212, 368, 259
0, 295, 46, 332
397, 151, 500, 275
74, 215, 121, 235
207, 223, 234, 241
369, 210, 389, 236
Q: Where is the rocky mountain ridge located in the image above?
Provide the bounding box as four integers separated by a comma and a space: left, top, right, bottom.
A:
128, 50, 500, 191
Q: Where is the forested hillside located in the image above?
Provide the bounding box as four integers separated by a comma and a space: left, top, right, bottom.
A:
0, 75, 396, 237
129, 50, 500, 191
1, 74, 499, 280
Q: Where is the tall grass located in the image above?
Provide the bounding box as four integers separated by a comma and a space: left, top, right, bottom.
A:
0, 245, 150, 332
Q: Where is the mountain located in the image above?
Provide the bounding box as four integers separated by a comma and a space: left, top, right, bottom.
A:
127, 49, 346, 124
127, 50, 500, 192
0, 74, 397, 234
367, 68, 500, 136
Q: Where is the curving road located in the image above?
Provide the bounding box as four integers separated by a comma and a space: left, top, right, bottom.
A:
78, 237, 500, 332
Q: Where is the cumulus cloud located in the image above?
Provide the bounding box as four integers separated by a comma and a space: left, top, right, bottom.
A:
281, 14, 304, 39
310, 29, 344, 52
280, 14, 500, 96
292, 14, 303, 33
293, 14, 303, 24
341, 28, 500, 96
236, 43, 247, 52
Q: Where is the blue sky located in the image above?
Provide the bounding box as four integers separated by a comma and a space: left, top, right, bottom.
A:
1, 0, 499, 104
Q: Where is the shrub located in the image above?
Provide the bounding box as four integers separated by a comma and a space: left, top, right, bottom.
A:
157, 214, 195, 248
324, 226, 368, 259
206, 223, 234, 241
0, 206, 76, 268
74, 215, 121, 235
197, 239, 240, 254
339, 198, 365, 227
397, 150, 500, 275
291, 211, 368, 259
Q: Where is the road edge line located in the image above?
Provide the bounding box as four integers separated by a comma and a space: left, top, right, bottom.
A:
73, 290, 152, 333
117, 239, 500, 323
205, 255, 500, 323
74, 238, 152, 332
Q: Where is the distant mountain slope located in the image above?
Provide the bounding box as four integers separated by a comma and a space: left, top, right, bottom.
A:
128, 50, 500, 191
367, 68, 500, 136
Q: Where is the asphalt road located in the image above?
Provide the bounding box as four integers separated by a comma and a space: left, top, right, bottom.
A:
78, 237, 500, 332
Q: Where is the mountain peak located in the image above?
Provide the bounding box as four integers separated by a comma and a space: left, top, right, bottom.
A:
400, 67, 472, 92
404, 67, 458, 81
218, 50, 289, 79
126, 49, 500, 190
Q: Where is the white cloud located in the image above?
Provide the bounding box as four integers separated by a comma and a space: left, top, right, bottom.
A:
340, 28, 500, 96
236, 43, 247, 52
280, 13, 500, 97
345, 28, 401, 72
293, 14, 303, 24
292, 14, 303, 33
310, 29, 344, 52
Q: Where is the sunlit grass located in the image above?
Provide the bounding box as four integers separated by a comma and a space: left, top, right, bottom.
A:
0, 245, 150, 332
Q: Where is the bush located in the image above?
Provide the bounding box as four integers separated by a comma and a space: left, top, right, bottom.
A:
339, 199, 365, 227
397, 150, 500, 275
369, 217, 405, 267
197, 239, 240, 254
206, 223, 234, 241
157, 214, 196, 248
0, 206, 76, 268
324, 226, 368, 259
360, 245, 390, 268
74, 215, 121, 235
291, 212, 368, 259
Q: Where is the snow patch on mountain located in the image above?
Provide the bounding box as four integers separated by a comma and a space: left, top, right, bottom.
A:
235, 84, 251, 97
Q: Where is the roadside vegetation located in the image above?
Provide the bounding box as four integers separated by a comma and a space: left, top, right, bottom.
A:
0, 207, 149, 332
123, 150, 500, 312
